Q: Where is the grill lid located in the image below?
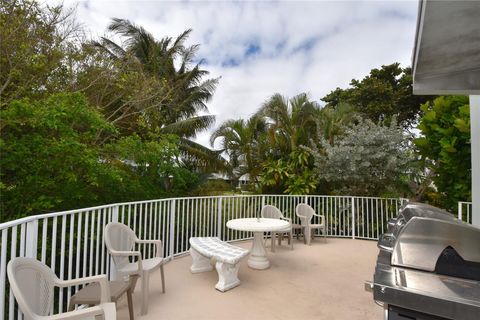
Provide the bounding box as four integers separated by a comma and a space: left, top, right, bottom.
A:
389, 203, 480, 272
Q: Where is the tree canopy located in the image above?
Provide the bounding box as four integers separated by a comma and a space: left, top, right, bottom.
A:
322, 63, 434, 129
0, 1, 471, 219
0, 1, 216, 221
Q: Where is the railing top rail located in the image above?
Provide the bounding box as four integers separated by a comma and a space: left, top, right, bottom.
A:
0, 194, 408, 230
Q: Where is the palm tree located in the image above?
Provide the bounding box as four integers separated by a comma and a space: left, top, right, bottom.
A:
92, 18, 224, 171
318, 102, 356, 145
210, 116, 267, 181
256, 93, 320, 155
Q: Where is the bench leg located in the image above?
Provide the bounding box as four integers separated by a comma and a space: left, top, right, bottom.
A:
190, 247, 213, 273
215, 261, 241, 292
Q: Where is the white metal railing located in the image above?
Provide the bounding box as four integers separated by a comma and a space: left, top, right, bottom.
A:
458, 201, 473, 224
0, 194, 406, 319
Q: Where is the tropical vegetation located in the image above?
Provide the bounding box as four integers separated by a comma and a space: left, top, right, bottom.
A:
0, 1, 471, 221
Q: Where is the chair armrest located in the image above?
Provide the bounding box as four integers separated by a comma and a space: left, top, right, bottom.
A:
36, 303, 116, 320
136, 239, 163, 257
109, 250, 141, 257
312, 213, 325, 225
55, 275, 111, 304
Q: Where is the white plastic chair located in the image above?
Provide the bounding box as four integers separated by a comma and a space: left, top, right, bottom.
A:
7, 257, 115, 320
105, 222, 165, 315
261, 205, 294, 251
295, 203, 327, 245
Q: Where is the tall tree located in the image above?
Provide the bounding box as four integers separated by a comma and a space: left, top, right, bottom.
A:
310, 116, 413, 196
256, 93, 320, 155
317, 102, 356, 146
0, 0, 80, 106
414, 96, 471, 211
210, 116, 267, 181
322, 63, 434, 128
92, 18, 224, 171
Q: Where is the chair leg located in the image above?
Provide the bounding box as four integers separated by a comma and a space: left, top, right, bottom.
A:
278, 233, 282, 246
160, 264, 166, 293
141, 272, 149, 315
271, 232, 276, 252
289, 232, 293, 250
305, 228, 311, 245
67, 300, 75, 312
127, 286, 134, 320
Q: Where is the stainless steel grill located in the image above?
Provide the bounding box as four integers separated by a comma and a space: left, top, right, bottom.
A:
366, 202, 480, 320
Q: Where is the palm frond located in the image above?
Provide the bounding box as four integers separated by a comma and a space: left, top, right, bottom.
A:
160, 115, 215, 138
179, 138, 229, 172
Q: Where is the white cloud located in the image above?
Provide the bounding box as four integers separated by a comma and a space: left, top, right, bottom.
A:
58, 0, 419, 148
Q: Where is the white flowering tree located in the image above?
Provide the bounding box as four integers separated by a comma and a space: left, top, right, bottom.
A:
311, 117, 413, 196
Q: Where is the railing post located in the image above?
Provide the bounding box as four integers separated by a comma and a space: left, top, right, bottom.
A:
217, 198, 223, 240
169, 199, 176, 260
351, 197, 356, 239
458, 202, 462, 220
109, 206, 119, 280
25, 220, 38, 258
0, 229, 8, 319
261, 195, 266, 208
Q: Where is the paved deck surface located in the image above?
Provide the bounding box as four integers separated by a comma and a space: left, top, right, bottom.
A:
116, 237, 382, 320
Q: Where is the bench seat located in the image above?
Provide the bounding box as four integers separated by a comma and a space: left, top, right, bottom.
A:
189, 237, 249, 292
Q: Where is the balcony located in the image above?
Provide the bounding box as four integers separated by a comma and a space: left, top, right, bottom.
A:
0, 195, 433, 319
115, 237, 381, 320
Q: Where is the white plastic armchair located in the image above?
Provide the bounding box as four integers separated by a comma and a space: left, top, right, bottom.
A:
7, 257, 115, 320
104, 222, 165, 315
295, 203, 327, 245
261, 205, 294, 251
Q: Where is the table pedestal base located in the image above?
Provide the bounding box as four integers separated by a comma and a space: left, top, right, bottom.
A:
248, 232, 270, 269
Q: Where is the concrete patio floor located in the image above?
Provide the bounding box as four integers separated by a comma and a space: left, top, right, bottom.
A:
116, 237, 382, 320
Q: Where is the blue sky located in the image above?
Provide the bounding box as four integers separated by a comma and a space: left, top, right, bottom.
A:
61, 0, 419, 147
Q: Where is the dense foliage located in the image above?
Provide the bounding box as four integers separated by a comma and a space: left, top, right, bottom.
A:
415, 96, 471, 210
0, 93, 200, 220
311, 117, 413, 196
215, 85, 470, 205
322, 63, 433, 128
0, 1, 471, 221
0, 1, 213, 221
1, 93, 117, 217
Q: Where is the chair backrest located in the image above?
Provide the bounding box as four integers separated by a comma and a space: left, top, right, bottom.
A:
105, 222, 137, 268
261, 205, 284, 219
7, 257, 57, 319
296, 203, 315, 226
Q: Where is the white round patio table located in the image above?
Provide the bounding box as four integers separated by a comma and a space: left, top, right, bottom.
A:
226, 218, 290, 270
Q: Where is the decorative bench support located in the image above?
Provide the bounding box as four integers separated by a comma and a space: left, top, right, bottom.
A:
190, 247, 213, 273
189, 237, 249, 292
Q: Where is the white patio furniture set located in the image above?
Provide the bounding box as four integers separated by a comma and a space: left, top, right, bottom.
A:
189, 203, 326, 291
6, 203, 324, 318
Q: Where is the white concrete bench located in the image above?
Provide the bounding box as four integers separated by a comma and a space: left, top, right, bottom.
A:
189, 237, 249, 292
